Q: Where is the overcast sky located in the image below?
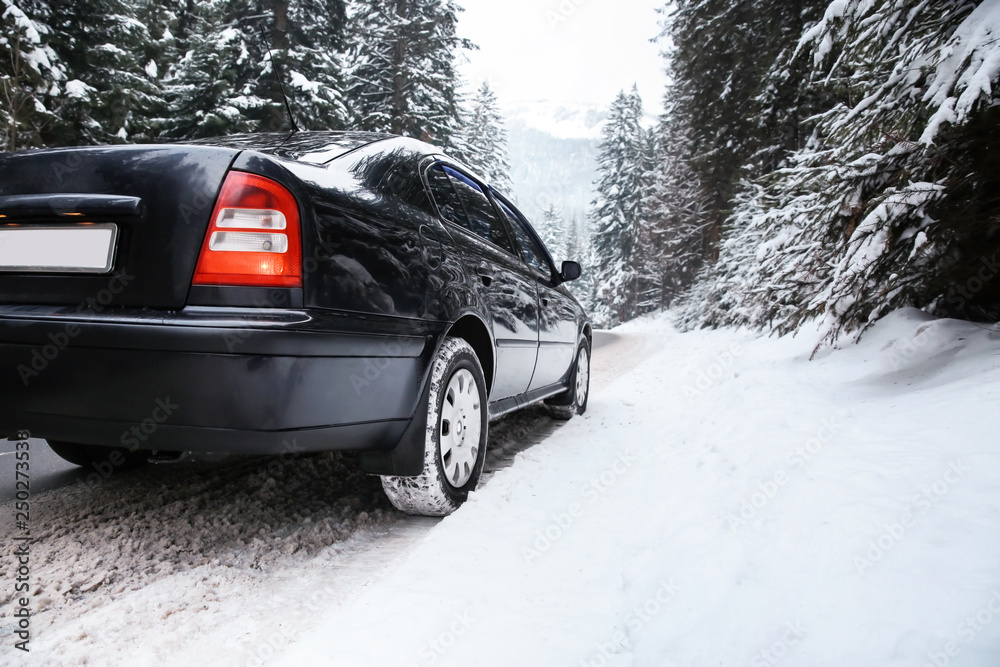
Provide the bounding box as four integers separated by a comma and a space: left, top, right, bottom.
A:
456, 0, 667, 113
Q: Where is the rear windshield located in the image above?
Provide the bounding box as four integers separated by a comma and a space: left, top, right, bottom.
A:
184, 132, 387, 165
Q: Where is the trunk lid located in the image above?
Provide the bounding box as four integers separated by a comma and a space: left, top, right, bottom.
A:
0, 145, 239, 310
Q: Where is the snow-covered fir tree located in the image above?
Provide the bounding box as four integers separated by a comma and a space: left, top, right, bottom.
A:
345, 0, 473, 150
456, 80, 511, 192
281, 0, 349, 130
564, 213, 582, 264
659, 0, 830, 260
676, 0, 1000, 348
0, 0, 62, 151
161, 1, 265, 138
639, 94, 716, 313
538, 204, 566, 262
163, 0, 348, 139
44, 0, 164, 144
588, 86, 652, 327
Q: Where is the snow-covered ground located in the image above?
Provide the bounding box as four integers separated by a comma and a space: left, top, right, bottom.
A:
4, 309, 1000, 666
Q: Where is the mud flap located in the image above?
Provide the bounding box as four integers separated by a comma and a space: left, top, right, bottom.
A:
544, 345, 579, 407
358, 376, 431, 477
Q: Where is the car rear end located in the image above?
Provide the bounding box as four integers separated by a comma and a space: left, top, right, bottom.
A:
0, 143, 430, 457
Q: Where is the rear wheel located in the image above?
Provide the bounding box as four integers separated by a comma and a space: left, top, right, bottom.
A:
548, 339, 591, 420
381, 338, 489, 516
47, 441, 150, 469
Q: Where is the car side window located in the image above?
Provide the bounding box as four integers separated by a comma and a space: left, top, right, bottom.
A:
496, 197, 552, 276
425, 163, 471, 229
427, 163, 516, 254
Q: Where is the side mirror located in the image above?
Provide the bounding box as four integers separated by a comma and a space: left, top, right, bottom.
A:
560, 261, 582, 282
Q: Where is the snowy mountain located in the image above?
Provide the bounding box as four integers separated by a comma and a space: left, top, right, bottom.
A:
505, 120, 596, 227
503, 100, 609, 140
501, 99, 659, 254
502, 101, 603, 261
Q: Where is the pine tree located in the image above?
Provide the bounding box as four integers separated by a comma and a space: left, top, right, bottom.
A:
796, 0, 1000, 344
161, 1, 263, 138
163, 0, 348, 139
456, 80, 512, 192
538, 204, 566, 262
564, 213, 592, 310
564, 213, 581, 264
643, 102, 711, 310
660, 0, 829, 260
133, 0, 178, 88
133, 0, 200, 114
45, 0, 164, 145
282, 0, 348, 130
346, 0, 473, 149
0, 0, 62, 151
677, 0, 1000, 348
588, 86, 652, 327
633, 130, 668, 314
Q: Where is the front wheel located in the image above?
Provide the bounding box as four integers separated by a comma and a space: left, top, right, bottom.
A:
381, 337, 489, 516
548, 339, 591, 420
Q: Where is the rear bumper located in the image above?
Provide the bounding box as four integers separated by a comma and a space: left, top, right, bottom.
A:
0, 305, 440, 454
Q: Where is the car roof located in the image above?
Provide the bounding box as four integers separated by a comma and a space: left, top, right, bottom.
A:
184, 131, 396, 165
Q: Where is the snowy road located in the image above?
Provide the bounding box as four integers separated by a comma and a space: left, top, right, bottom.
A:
0, 440, 79, 504
4, 316, 1000, 667
0, 330, 629, 503
0, 330, 649, 666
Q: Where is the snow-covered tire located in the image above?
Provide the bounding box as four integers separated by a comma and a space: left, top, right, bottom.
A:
380, 337, 489, 516
548, 339, 591, 420
47, 440, 150, 469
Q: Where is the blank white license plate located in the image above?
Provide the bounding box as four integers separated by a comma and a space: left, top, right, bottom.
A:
0, 224, 118, 273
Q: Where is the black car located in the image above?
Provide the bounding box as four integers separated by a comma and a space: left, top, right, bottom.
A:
0, 132, 591, 516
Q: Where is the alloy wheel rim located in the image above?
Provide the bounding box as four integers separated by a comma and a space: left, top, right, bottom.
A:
439, 368, 482, 488
575, 348, 590, 408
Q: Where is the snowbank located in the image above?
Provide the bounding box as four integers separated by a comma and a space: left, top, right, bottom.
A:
276, 309, 1000, 667
4, 310, 998, 666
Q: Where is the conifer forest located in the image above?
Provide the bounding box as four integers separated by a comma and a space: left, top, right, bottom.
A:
3, 0, 999, 342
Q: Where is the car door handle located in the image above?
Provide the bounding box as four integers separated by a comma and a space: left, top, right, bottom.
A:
476, 263, 493, 286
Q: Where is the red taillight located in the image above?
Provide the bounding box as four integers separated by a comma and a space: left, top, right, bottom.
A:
192, 171, 302, 288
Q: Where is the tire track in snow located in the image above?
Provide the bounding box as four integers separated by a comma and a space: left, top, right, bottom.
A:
0, 330, 653, 665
